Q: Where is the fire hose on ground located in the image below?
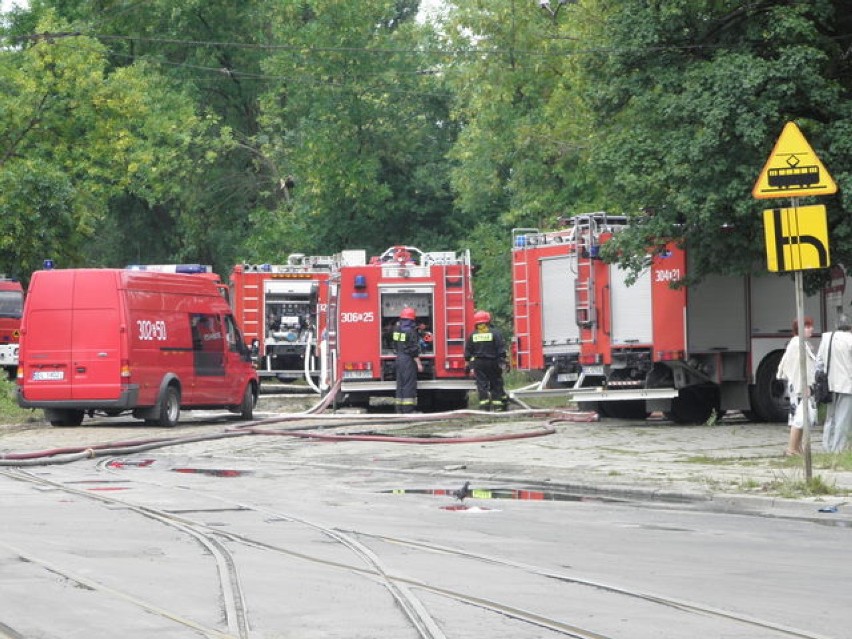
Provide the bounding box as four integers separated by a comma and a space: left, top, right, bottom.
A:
1, 380, 597, 466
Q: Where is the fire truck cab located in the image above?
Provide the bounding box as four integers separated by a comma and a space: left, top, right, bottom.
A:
513, 213, 841, 424
0, 277, 24, 379
230, 255, 339, 385
326, 245, 476, 411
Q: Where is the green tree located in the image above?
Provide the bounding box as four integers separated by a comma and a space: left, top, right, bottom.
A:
7, 0, 282, 274
439, 0, 598, 323
0, 12, 214, 280
573, 0, 852, 280
246, 1, 460, 263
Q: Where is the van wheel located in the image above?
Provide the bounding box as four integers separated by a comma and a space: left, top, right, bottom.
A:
152, 385, 180, 427
239, 384, 255, 421
48, 409, 84, 427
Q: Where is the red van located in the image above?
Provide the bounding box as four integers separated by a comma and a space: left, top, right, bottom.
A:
16, 268, 259, 427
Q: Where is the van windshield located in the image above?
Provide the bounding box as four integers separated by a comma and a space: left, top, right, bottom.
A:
0, 291, 23, 318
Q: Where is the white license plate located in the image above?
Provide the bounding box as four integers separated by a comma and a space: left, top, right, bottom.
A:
33, 370, 64, 381
583, 365, 605, 376
342, 370, 374, 380
557, 373, 579, 382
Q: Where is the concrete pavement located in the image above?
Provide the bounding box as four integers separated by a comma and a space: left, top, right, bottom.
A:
271, 407, 852, 525
2, 402, 850, 525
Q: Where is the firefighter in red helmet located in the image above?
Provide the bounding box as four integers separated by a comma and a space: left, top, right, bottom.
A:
393, 306, 423, 413
464, 310, 509, 411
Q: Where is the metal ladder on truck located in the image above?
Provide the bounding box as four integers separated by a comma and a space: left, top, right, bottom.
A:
442, 250, 471, 365
573, 214, 598, 345
511, 228, 539, 370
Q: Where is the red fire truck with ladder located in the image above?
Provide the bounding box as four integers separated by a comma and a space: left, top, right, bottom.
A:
512, 213, 844, 423
324, 245, 476, 411
0, 277, 25, 379
230, 254, 341, 387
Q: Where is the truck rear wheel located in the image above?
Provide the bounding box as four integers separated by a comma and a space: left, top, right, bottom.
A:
598, 401, 649, 420
664, 384, 720, 425
431, 390, 470, 412
749, 351, 787, 422
148, 385, 180, 427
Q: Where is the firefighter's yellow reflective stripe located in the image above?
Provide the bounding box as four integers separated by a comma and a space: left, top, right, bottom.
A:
471, 489, 492, 499
396, 398, 417, 405
392, 331, 407, 342
471, 333, 493, 342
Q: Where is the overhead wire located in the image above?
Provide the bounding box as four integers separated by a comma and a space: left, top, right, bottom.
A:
5, 34, 456, 99
13, 27, 847, 61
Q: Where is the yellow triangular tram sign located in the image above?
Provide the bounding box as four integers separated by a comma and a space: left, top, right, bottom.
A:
753, 122, 837, 199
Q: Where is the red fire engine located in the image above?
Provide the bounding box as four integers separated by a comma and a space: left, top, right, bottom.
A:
325, 245, 476, 411
0, 277, 24, 379
512, 213, 838, 423
230, 255, 339, 384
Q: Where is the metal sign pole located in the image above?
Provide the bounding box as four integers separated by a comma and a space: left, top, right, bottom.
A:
792, 196, 812, 481
753, 122, 836, 483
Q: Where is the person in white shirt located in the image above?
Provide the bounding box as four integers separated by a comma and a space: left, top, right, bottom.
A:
776, 316, 815, 456
816, 314, 852, 453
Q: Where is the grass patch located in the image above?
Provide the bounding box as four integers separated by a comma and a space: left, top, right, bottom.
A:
682, 454, 760, 466
766, 451, 852, 472
0, 377, 31, 424
774, 474, 840, 498
733, 473, 844, 496
813, 450, 852, 471
505, 371, 579, 410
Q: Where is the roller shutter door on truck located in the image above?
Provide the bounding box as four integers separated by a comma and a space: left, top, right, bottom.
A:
539, 256, 579, 354
686, 274, 748, 352
610, 265, 653, 345
750, 273, 824, 335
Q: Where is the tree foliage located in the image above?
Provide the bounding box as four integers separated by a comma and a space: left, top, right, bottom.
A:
244, 1, 459, 263
1, 0, 850, 331
575, 0, 852, 280
0, 11, 214, 279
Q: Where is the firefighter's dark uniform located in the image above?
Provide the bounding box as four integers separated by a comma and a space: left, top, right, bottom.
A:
465, 323, 508, 411
393, 318, 420, 413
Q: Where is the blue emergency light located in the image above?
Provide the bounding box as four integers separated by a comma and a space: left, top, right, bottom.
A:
125, 264, 211, 273
174, 264, 210, 274
43, 259, 55, 270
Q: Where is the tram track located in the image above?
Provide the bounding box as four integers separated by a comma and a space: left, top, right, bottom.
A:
1, 466, 607, 638
0, 462, 838, 639
1, 468, 448, 639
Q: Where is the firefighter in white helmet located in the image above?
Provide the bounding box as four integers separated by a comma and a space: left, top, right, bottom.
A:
465, 310, 509, 411
393, 306, 423, 413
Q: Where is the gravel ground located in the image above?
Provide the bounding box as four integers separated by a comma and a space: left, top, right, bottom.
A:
2, 389, 851, 515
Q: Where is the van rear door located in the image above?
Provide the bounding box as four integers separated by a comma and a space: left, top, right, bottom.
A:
21, 270, 75, 401
70, 270, 123, 400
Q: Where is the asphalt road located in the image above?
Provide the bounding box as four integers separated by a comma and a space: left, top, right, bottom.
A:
0, 391, 850, 638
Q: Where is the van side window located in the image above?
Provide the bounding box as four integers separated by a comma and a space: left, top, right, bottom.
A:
224, 315, 242, 353
190, 313, 225, 376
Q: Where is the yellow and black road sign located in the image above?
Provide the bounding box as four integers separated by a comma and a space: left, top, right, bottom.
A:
763, 205, 830, 272
753, 122, 837, 199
